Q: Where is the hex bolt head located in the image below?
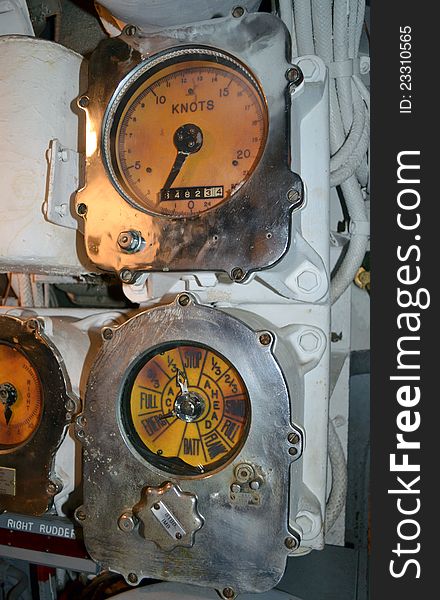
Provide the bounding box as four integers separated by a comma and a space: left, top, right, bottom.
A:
296, 514, 314, 535
298, 331, 320, 353
118, 513, 136, 532
235, 463, 254, 483
118, 230, 143, 253
296, 58, 317, 79
296, 270, 319, 293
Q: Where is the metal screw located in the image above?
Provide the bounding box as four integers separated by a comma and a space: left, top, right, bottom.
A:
65, 399, 76, 412
289, 447, 298, 456
76, 509, 86, 522
250, 480, 260, 490
223, 588, 235, 599
230, 483, 241, 493
124, 25, 137, 36
118, 230, 143, 253
175, 532, 182, 540
46, 482, 58, 495
77, 415, 87, 428
102, 327, 113, 341
153, 503, 160, 510
232, 6, 244, 18
288, 432, 300, 445
77, 203, 87, 216
259, 332, 272, 346
231, 267, 245, 282
178, 294, 190, 306
119, 269, 134, 284
27, 319, 39, 332
287, 189, 301, 204
118, 513, 135, 532
128, 573, 138, 584
78, 95, 89, 108
284, 536, 299, 550
285, 66, 303, 85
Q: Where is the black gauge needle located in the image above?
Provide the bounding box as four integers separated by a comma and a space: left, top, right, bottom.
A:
162, 124, 203, 191
0, 382, 17, 425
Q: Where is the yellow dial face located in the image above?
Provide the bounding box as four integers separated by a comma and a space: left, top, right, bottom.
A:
122, 344, 250, 476
107, 50, 268, 217
0, 344, 43, 450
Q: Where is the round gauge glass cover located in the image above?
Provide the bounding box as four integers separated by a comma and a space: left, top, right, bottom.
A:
105, 48, 268, 217
120, 343, 251, 476
0, 343, 43, 450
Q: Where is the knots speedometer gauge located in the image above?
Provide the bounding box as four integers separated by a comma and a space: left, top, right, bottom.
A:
103, 48, 268, 216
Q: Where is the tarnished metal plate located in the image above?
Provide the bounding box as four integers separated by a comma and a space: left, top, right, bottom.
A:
0, 315, 78, 515
0, 467, 15, 496
76, 12, 303, 280
78, 295, 303, 594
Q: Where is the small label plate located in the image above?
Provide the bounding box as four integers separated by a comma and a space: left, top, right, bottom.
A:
151, 501, 186, 539
0, 467, 16, 496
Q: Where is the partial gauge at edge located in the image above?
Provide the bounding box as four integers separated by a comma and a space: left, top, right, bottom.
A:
0, 344, 43, 451
120, 343, 250, 477
103, 47, 269, 217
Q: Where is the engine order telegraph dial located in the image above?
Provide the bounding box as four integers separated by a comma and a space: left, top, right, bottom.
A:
78, 295, 305, 593
103, 48, 269, 217
0, 344, 43, 450
121, 343, 250, 476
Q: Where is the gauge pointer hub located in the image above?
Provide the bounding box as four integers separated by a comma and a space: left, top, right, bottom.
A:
0, 382, 18, 426
162, 124, 203, 191
173, 368, 205, 423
